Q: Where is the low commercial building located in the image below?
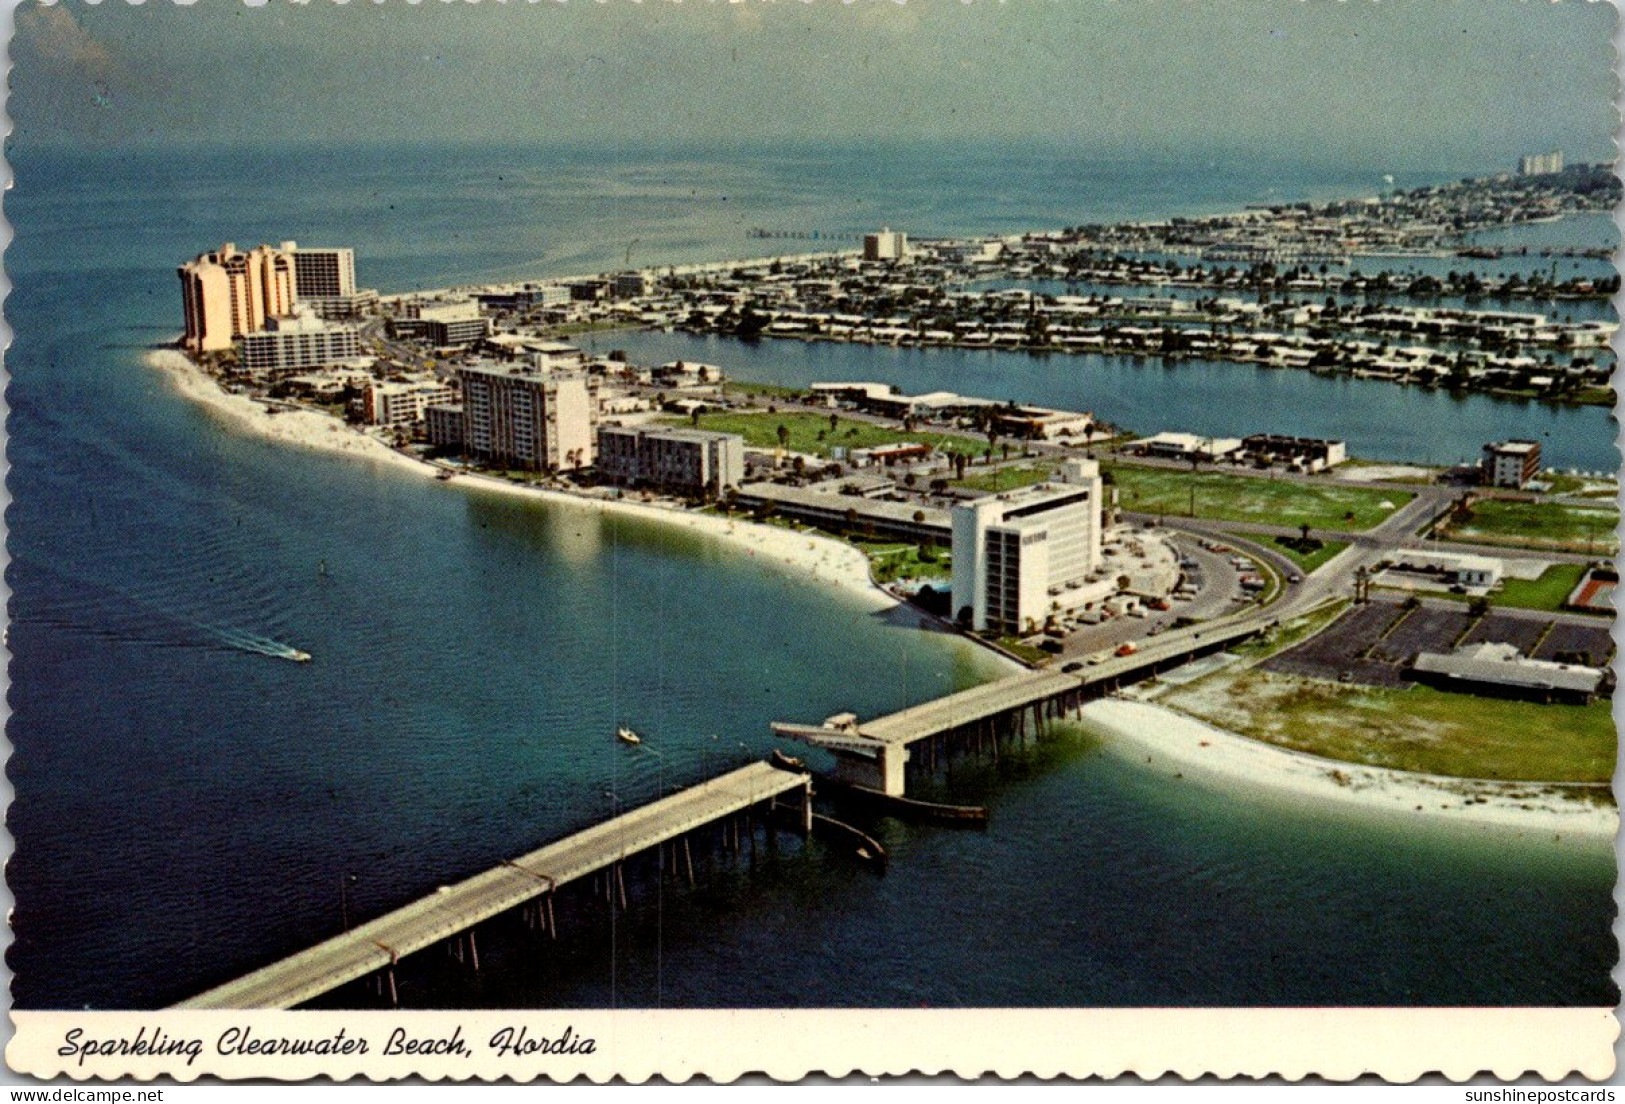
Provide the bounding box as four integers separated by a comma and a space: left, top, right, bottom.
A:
951, 459, 1109, 634
458, 362, 599, 472
365, 380, 455, 427
732, 483, 951, 544
597, 425, 744, 496
390, 299, 490, 346
991, 405, 1095, 441
1482, 439, 1541, 489
1242, 434, 1348, 471
1388, 549, 1503, 590
1410, 642, 1604, 704
237, 309, 362, 374
1133, 432, 1244, 462
611, 272, 650, 299
475, 285, 572, 311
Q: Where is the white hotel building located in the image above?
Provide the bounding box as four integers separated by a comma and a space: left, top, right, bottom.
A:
458, 362, 598, 473
951, 459, 1108, 634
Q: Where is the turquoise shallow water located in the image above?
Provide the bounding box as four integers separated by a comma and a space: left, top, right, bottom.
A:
5, 141, 1617, 1009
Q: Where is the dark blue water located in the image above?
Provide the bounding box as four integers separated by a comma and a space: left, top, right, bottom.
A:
6, 141, 1617, 1009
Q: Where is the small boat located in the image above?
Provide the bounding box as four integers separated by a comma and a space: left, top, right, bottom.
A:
771, 749, 807, 771
616, 726, 642, 746
290, 650, 312, 663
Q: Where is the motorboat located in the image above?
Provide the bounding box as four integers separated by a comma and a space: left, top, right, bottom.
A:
616, 726, 642, 746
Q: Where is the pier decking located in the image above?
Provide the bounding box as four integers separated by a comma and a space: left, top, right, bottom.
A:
176, 762, 810, 1010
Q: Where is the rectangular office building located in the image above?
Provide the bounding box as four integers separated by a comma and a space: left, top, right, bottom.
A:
951, 459, 1107, 634
597, 425, 744, 496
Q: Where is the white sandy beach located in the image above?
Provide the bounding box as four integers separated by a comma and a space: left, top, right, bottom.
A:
1076, 695, 1617, 840
145, 345, 892, 611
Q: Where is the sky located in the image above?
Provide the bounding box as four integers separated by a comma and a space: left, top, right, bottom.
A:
7, 0, 1620, 173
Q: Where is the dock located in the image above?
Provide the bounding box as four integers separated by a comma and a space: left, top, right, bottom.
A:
176, 762, 811, 1010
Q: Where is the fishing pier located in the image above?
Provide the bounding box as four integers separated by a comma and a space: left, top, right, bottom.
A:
774, 616, 1268, 796
175, 762, 811, 1010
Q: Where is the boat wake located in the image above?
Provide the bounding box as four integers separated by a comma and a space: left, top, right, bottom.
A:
13, 557, 313, 664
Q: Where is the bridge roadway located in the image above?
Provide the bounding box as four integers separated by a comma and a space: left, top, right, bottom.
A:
863, 615, 1266, 746
774, 613, 1270, 796
175, 762, 810, 1010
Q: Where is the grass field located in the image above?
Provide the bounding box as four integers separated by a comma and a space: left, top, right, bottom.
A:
1105, 464, 1411, 532
1233, 531, 1351, 573
851, 539, 951, 583
1163, 668, 1615, 783
952, 463, 1058, 493
1439, 499, 1619, 554
664, 410, 961, 459
1407, 563, 1592, 614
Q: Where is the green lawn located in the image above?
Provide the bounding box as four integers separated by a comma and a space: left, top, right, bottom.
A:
1104, 463, 1411, 532
1408, 563, 1593, 614
1537, 472, 1619, 497
663, 410, 960, 459
1233, 531, 1351, 574
952, 463, 1059, 493
1439, 498, 1619, 554
1164, 668, 1615, 783
851, 539, 951, 583
996, 636, 1054, 666
722, 381, 806, 401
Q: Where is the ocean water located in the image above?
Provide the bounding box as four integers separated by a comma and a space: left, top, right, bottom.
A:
5, 140, 1617, 1009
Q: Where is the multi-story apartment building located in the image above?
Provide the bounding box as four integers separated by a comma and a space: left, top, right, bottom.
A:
236, 308, 362, 374
951, 459, 1108, 634
596, 425, 744, 497
863, 227, 908, 262
425, 404, 465, 451
458, 363, 598, 472
178, 242, 297, 354
1482, 439, 1541, 489
364, 380, 456, 427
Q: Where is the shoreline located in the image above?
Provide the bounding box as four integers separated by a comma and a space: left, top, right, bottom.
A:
1075, 696, 1616, 841
145, 345, 901, 616
146, 344, 1608, 836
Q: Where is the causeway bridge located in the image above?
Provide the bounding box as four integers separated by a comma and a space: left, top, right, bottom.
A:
774, 615, 1270, 795
176, 762, 811, 1010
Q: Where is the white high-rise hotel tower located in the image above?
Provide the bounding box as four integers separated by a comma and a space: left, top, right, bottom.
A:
951, 458, 1108, 635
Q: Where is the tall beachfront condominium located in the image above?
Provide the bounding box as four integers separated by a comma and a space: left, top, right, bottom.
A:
280, 242, 355, 299
458, 363, 599, 473
951, 459, 1108, 635
177, 242, 297, 354
596, 425, 745, 497
279, 241, 379, 319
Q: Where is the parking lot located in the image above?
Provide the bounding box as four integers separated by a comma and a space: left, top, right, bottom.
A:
1261, 600, 1616, 688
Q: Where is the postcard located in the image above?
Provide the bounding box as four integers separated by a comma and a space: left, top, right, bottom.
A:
4, 0, 1619, 1082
